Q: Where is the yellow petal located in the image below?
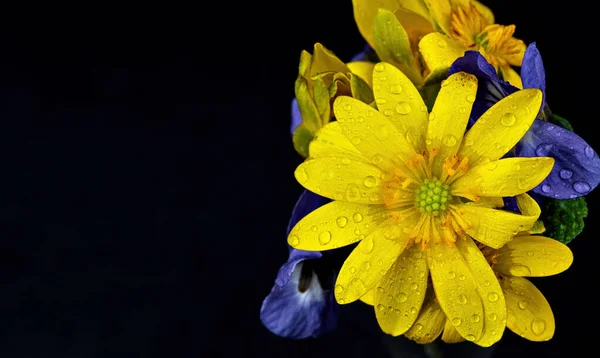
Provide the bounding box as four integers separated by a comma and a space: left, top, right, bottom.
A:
451, 157, 554, 198
500, 276, 555, 341
333, 96, 418, 173
398, 0, 431, 20
294, 77, 321, 133
372, 62, 428, 153
423, 0, 453, 34
419, 33, 466, 85
499, 66, 523, 89
442, 320, 466, 343
455, 203, 539, 249
426, 71, 477, 177
516, 193, 540, 217
394, 7, 434, 51
471, 0, 494, 23
373, 9, 423, 85
404, 286, 446, 344
360, 288, 375, 305
352, 0, 402, 48
374, 245, 429, 335
288, 201, 389, 251
335, 213, 420, 303
295, 157, 388, 204
309, 122, 367, 161
456, 237, 506, 347
427, 242, 484, 342
347, 61, 375, 88
458, 88, 542, 167
314, 78, 331, 126
495, 235, 574, 277
309, 43, 349, 78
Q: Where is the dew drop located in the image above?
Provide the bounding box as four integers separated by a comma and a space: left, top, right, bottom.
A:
374, 63, 385, 72
348, 266, 357, 274
390, 84, 403, 94
346, 184, 360, 202
289, 235, 300, 247
410, 306, 417, 314
573, 181, 591, 194
527, 251, 534, 257
448, 271, 456, 279
559, 168, 573, 179
484, 280, 491, 287
535, 143, 553, 156
353, 212, 363, 223
443, 134, 457, 146
318, 231, 332, 245
464, 139, 474, 146
343, 103, 352, 111
438, 40, 447, 48
459, 275, 465, 281
335, 284, 344, 294
362, 176, 377, 188
377, 304, 385, 311
451, 318, 462, 326
465, 334, 476, 342
341, 158, 351, 165
488, 292, 499, 302
320, 170, 333, 180
585, 146, 596, 159
383, 109, 393, 116
311, 225, 318, 232
395, 102, 411, 115
410, 283, 418, 290
352, 137, 362, 145
360, 237, 374, 254
500, 113, 517, 126
361, 261, 371, 271
531, 319, 546, 336
472, 314, 481, 323
429, 112, 436, 121
418, 271, 425, 278
415, 323, 424, 331
336, 216, 348, 228
458, 294, 468, 305
518, 300, 528, 310
295, 167, 309, 184
489, 313, 497, 321
466, 94, 476, 103
372, 154, 383, 164
397, 292, 408, 303
377, 286, 385, 293
379, 76, 387, 82
541, 184, 551, 193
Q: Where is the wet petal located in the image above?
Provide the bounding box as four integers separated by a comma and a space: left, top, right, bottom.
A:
456, 238, 506, 347
456, 201, 539, 249
428, 242, 484, 342
495, 235, 573, 277
458, 88, 542, 167
515, 119, 600, 199
500, 276, 555, 341
261, 262, 339, 338
451, 157, 554, 198
335, 213, 419, 303
372, 62, 428, 153
442, 320, 466, 343
472, 0, 494, 23
347, 61, 375, 88
448, 51, 516, 124
276, 249, 323, 287
286, 190, 330, 236
499, 66, 522, 89
288, 201, 389, 251
404, 287, 446, 344
521, 43, 546, 105
359, 288, 375, 306
352, 0, 402, 48
295, 157, 390, 204
423, 0, 452, 34
419, 33, 467, 84
333, 96, 417, 173
374, 245, 428, 336
426, 72, 477, 176
309, 122, 367, 161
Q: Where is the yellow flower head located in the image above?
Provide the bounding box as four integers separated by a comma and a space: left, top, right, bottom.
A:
288, 62, 554, 345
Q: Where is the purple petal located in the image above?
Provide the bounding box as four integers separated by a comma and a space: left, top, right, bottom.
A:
275, 249, 322, 287
515, 120, 600, 198
449, 51, 517, 125
350, 43, 372, 62
286, 190, 330, 235
521, 43, 546, 105
260, 262, 339, 339
290, 98, 302, 135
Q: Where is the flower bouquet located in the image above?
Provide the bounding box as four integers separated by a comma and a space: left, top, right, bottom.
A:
260, 0, 599, 349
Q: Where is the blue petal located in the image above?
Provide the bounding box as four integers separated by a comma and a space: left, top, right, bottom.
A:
449, 51, 517, 126
275, 249, 322, 287
260, 261, 339, 339
515, 120, 600, 198
521, 43, 546, 105
350, 43, 372, 62
286, 190, 331, 235
290, 98, 302, 135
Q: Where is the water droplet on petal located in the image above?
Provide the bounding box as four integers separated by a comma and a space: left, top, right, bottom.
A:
452, 318, 462, 326
500, 113, 517, 126
535, 143, 553, 156
527, 251, 534, 256
295, 167, 309, 184
341, 158, 351, 165
346, 184, 360, 201
531, 319, 546, 336
559, 168, 573, 179
510, 264, 532, 276
383, 109, 393, 116
459, 294, 468, 304
489, 313, 497, 321
466, 94, 476, 103
361, 261, 371, 271
336, 216, 348, 228
363, 176, 377, 188
377, 286, 384, 293
541, 184, 551, 193
443, 134, 457, 146
471, 314, 481, 323
353, 212, 363, 223
318, 231, 332, 245
343, 103, 352, 111
390, 84, 403, 94
348, 266, 357, 274
335, 284, 344, 294
429, 112, 436, 121
488, 292, 499, 302
518, 301, 528, 310
585, 146, 595, 159
395, 102, 411, 115
360, 236, 374, 254
573, 181, 591, 194
396, 292, 407, 303
410, 283, 418, 290
352, 137, 362, 145
289, 235, 300, 247
377, 304, 385, 311
374, 63, 385, 72
410, 306, 417, 314
415, 323, 424, 331
465, 334, 476, 341
311, 225, 318, 232
438, 40, 447, 48
372, 154, 383, 165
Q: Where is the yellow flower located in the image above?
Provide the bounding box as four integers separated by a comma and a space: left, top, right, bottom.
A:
352, 0, 526, 87
287, 62, 554, 345
293, 43, 376, 157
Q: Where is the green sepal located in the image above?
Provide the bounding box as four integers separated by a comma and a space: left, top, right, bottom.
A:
294, 78, 321, 133
350, 73, 375, 105
549, 113, 574, 132
292, 123, 314, 158
540, 197, 588, 245
313, 78, 330, 127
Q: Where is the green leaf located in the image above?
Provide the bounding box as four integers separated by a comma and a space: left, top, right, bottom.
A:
549, 113, 574, 132
540, 197, 588, 245
350, 73, 375, 105
294, 78, 321, 133
292, 123, 314, 158
313, 78, 330, 126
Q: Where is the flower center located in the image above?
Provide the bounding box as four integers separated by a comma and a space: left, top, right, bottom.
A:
451, 4, 490, 49
415, 178, 450, 216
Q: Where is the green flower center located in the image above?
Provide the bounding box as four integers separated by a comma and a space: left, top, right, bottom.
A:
415, 178, 450, 216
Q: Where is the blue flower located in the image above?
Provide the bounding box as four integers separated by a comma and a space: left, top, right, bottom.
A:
260, 190, 339, 339
449, 44, 600, 199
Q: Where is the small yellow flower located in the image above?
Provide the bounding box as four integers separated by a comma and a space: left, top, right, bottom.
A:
287, 62, 554, 345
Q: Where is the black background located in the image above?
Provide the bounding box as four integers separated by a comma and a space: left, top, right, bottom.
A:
1, 1, 594, 357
